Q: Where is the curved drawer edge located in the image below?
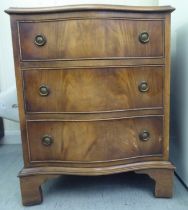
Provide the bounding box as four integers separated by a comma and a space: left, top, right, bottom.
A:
5, 5, 175, 15
19, 161, 175, 177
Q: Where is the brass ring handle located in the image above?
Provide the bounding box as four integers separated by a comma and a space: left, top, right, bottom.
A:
34, 34, 46, 46
39, 85, 49, 96
139, 32, 150, 44
42, 135, 53, 146
139, 130, 150, 141
138, 81, 149, 92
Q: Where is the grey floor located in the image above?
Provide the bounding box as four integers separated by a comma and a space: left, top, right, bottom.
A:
0, 145, 188, 210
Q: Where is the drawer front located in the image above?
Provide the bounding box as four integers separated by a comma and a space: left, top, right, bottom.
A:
23, 66, 163, 113
18, 19, 164, 61
27, 117, 163, 162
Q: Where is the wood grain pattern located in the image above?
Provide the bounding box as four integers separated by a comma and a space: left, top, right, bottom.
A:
6, 4, 175, 205
27, 116, 163, 162
163, 14, 171, 160
5, 4, 175, 14
19, 175, 59, 206
20, 60, 165, 69
23, 66, 163, 113
26, 109, 163, 121
136, 168, 174, 197
18, 161, 174, 206
18, 18, 164, 61
19, 161, 175, 176
9, 16, 31, 167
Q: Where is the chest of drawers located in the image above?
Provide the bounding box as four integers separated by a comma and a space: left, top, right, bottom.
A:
6, 4, 175, 206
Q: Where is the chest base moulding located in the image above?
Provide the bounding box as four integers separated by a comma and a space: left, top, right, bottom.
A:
5, 4, 175, 206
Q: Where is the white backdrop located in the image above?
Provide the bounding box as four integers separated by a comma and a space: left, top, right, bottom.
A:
0, 0, 158, 143
159, 0, 188, 187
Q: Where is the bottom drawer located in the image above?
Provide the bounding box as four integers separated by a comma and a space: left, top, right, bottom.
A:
27, 116, 163, 163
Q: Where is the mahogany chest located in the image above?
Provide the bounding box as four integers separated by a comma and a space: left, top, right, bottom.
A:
6, 4, 175, 205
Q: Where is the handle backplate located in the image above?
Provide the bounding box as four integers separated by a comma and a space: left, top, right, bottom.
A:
39, 85, 49, 96
138, 81, 149, 92
139, 32, 150, 44
139, 130, 150, 141
41, 135, 53, 146
34, 34, 46, 46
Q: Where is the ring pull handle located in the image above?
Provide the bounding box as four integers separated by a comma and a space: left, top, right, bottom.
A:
138, 81, 149, 93
139, 32, 150, 44
39, 85, 50, 96
42, 135, 53, 146
139, 130, 150, 141
34, 34, 46, 46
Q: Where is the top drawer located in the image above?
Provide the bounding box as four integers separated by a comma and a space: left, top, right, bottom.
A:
18, 18, 164, 61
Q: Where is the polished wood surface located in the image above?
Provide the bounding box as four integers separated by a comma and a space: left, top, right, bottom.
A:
5, 4, 175, 14
19, 19, 163, 61
6, 4, 175, 205
19, 161, 174, 205
26, 109, 163, 121
20, 175, 59, 206
136, 168, 174, 198
23, 66, 163, 113
19, 161, 175, 176
27, 116, 163, 162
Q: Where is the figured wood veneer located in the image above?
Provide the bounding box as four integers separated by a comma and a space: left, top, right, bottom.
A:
18, 18, 164, 61
27, 117, 163, 162
23, 66, 163, 113
6, 4, 175, 206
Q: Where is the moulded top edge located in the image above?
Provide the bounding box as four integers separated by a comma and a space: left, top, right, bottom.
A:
5, 4, 175, 15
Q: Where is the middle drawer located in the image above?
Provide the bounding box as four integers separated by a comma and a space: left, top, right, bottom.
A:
23, 66, 163, 113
